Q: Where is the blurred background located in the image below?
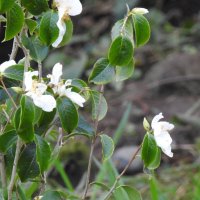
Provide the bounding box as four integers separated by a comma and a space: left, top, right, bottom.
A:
1, 0, 200, 199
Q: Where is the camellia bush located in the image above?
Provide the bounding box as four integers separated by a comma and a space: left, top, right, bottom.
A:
0, 0, 174, 199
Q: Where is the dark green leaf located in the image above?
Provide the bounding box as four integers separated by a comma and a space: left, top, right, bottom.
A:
111, 18, 133, 41
141, 133, 159, 168
116, 59, 135, 81
18, 143, 40, 182
100, 134, 114, 161
16, 96, 35, 143
89, 58, 115, 84
3, 64, 24, 81
0, 0, 15, 13
57, 97, 78, 133
5, 3, 24, 41
25, 19, 37, 35
37, 108, 56, 127
39, 11, 59, 45
90, 90, 107, 121
5, 145, 15, 177
108, 36, 134, 66
0, 130, 17, 153
132, 14, 151, 47
22, 35, 49, 62
35, 135, 51, 173
76, 115, 95, 137
21, 0, 49, 15
41, 191, 63, 200
148, 148, 161, 170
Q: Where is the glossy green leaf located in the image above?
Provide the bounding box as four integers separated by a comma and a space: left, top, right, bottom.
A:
18, 143, 40, 182
111, 18, 133, 41
57, 97, 78, 133
100, 134, 115, 161
0, 0, 15, 13
25, 19, 37, 35
141, 133, 159, 168
39, 11, 59, 46
5, 3, 24, 41
108, 36, 134, 66
2, 64, 24, 81
37, 108, 56, 127
89, 58, 115, 84
16, 96, 35, 143
132, 14, 151, 47
0, 130, 17, 153
76, 115, 95, 137
41, 191, 63, 200
112, 185, 142, 200
35, 135, 51, 173
58, 19, 73, 47
21, 0, 49, 15
148, 148, 161, 170
22, 35, 49, 62
116, 59, 135, 81
5, 145, 15, 177
90, 90, 108, 121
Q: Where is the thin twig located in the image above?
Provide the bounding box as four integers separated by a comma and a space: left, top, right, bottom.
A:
82, 85, 105, 199
38, 61, 42, 81
0, 154, 7, 189
103, 145, 142, 200
7, 138, 22, 200
10, 37, 19, 61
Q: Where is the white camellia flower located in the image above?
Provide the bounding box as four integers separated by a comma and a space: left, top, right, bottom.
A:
47, 63, 86, 107
0, 60, 16, 73
24, 71, 56, 112
131, 8, 149, 15
52, 0, 82, 47
151, 113, 174, 157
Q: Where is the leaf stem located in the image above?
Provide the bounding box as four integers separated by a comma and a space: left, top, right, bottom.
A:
10, 37, 19, 61
103, 145, 142, 200
82, 85, 104, 199
7, 138, 22, 200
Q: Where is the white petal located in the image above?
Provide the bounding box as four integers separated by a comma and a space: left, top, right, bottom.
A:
157, 121, 174, 131
48, 63, 63, 84
65, 79, 72, 86
151, 113, 163, 129
52, 8, 66, 48
24, 71, 38, 91
0, 60, 16, 73
161, 145, 173, 157
66, 0, 82, 16
132, 8, 149, 15
65, 88, 85, 107
154, 131, 172, 148
36, 83, 47, 95
33, 95, 56, 112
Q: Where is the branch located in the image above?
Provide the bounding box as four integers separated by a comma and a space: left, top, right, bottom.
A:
103, 145, 141, 200
0, 154, 7, 189
10, 37, 19, 61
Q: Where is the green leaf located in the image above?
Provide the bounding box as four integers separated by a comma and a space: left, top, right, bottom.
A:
148, 148, 161, 170
37, 108, 56, 127
108, 36, 134, 66
89, 58, 115, 84
57, 97, 78, 133
5, 3, 24, 41
2, 64, 24, 81
35, 135, 51, 173
25, 19, 37, 35
76, 115, 95, 137
41, 191, 63, 200
0, 130, 17, 153
90, 90, 108, 121
22, 35, 49, 62
116, 59, 135, 81
141, 133, 159, 168
112, 185, 142, 200
58, 19, 73, 47
21, 0, 49, 15
100, 134, 115, 161
16, 96, 35, 143
18, 143, 40, 182
39, 11, 59, 46
111, 18, 133, 41
0, 0, 15, 13
5, 145, 15, 177
132, 14, 151, 47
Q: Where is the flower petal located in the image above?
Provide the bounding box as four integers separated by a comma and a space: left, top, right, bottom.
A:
161, 145, 173, 158
154, 131, 173, 148
0, 60, 16, 73
33, 95, 56, 112
36, 83, 47, 95
66, 0, 82, 16
65, 88, 85, 107
151, 113, 163, 129
24, 71, 39, 91
48, 63, 63, 84
132, 8, 149, 15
